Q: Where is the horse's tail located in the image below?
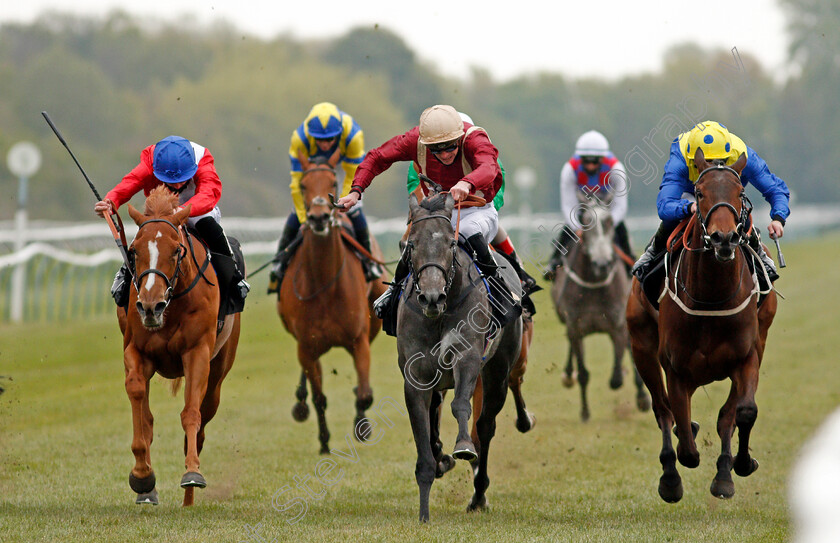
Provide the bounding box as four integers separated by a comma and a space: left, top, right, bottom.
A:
169, 377, 183, 397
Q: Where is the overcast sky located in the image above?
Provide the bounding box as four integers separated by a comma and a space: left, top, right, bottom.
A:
0, 0, 791, 81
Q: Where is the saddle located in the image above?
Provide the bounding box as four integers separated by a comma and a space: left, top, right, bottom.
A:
639, 221, 771, 310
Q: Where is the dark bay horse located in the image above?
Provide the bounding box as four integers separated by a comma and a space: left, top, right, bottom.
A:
552, 192, 650, 421
119, 186, 240, 506
626, 149, 778, 503
278, 157, 388, 453
399, 191, 523, 522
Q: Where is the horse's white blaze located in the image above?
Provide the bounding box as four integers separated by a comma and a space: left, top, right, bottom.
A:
144, 240, 159, 291
586, 205, 613, 266
432, 232, 444, 240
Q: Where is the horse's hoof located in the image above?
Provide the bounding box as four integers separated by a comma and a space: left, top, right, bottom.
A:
733, 457, 759, 477
637, 393, 652, 412
561, 373, 576, 388
135, 489, 159, 505
516, 412, 536, 433
180, 471, 207, 488
453, 440, 478, 462
354, 415, 373, 442
466, 494, 488, 512
580, 409, 590, 423
291, 401, 309, 422
609, 373, 624, 390
436, 455, 456, 478
319, 445, 331, 455
128, 471, 156, 494
710, 478, 735, 499
658, 476, 683, 503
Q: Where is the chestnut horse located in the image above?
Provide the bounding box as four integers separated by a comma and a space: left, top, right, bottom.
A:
119, 186, 240, 506
626, 149, 778, 503
278, 157, 387, 453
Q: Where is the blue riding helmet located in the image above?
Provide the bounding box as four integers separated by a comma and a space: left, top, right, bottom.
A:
306, 102, 343, 140
153, 136, 198, 184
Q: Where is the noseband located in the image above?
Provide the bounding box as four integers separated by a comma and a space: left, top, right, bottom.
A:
131, 218, 187, 309
694, 165, 753, 248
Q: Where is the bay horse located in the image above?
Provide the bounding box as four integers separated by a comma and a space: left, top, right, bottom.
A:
552, 191, 650, 421
119, 186, 240, 506
278, 156, 387, 453
399, 190, 523, 522
626, 149, 778, 503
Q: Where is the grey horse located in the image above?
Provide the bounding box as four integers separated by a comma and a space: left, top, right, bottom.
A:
398, 191, 523, 522
552, 193, 650, 421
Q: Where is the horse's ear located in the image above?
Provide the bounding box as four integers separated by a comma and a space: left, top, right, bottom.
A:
172, 204, 191, 226
408, 193, 419, 224
327, 148, 341, 169
732, 152, 747, 174
693, 147, 708, 172
297, 151, 311, 171
444, 193, 455, 215
127, 204, 145, 226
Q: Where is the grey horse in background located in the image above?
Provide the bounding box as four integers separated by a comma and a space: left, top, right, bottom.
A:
398, 191, 523, 522
552, 191, 650, 421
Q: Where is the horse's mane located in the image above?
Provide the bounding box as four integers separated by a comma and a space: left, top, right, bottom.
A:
419, 193, 448, 212
310, 156, 330, 166
144, 185, 180, 217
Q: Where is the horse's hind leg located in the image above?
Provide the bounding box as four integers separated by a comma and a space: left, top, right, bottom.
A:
124, 349, 158, 505
349, 336, 374, 442
468, 363, 510, 512
667, 374, 700, 469
510, 319, 535, 432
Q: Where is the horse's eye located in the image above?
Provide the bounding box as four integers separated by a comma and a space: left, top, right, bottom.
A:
696, 191, 703, 200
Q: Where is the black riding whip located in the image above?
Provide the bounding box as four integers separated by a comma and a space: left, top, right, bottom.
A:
42, 111, 132, 270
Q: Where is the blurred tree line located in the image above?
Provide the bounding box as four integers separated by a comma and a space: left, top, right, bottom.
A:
0, 4, 835, 223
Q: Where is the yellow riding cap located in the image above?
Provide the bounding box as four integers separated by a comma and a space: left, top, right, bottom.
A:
679, 121, 748, 183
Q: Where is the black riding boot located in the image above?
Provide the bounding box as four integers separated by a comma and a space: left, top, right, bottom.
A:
373, 248, 409, 320
466, 233, 521, 328
352, 225, 383, 282
631, 221, 673, 280
267, 219, 301, 294
494, 250, 540, 316
544, 227, 577, 281
614, 221, 636, 277
111, 264, 131, 308
195, 217, 250, 324
748, 230, 779, 284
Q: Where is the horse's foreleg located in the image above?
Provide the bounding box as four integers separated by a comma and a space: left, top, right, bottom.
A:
404, 383, 435, 522
711, 382, 739, 499
569, 335, 590, 422
451, 355, 481, 462
609, 326, 627, 390
179, 345, 212, 500
470, 376, 483, 459
732, 350, 760, 479
431, 391, 455, 478
350, 336, 374, 442
468, 363, 509, 512
124, 348, 157, 504
300, 346, 330, 454
510, 325, 535, 433
667, 372, 700, 469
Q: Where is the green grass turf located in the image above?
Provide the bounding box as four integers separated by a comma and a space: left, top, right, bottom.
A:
1, 233, 837, 542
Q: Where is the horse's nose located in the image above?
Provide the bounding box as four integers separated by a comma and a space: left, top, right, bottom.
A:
136, 300, 167, 319
709, 230, 739, 247
417, 290, 446, 309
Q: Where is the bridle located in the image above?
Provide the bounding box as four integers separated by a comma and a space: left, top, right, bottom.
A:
130, 218, 212, 311
405, 214, 458, 298
694, 164, 753, 249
